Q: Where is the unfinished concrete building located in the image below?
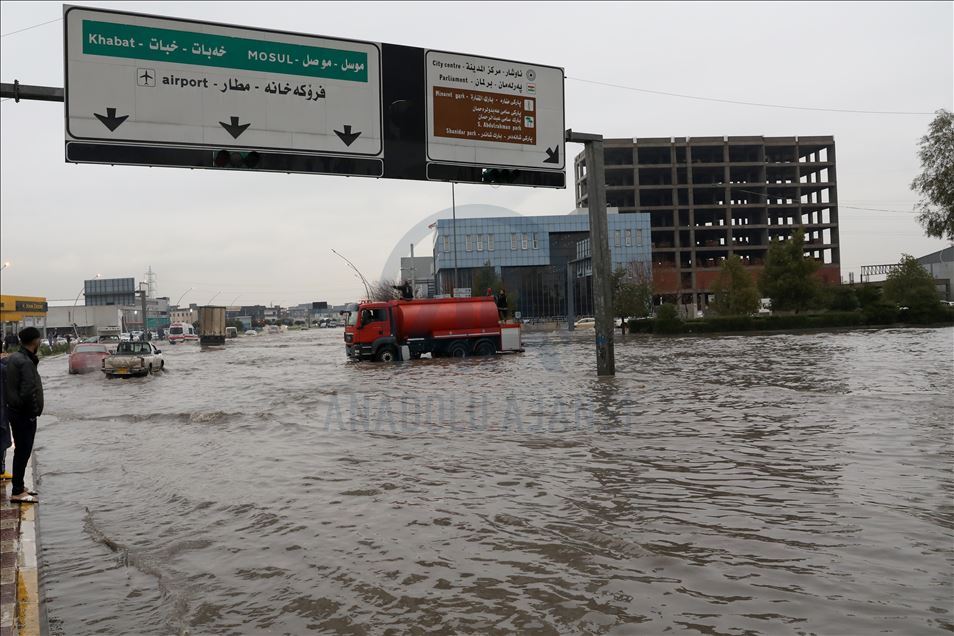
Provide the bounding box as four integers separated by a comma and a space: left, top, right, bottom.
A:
574, 136, 840, 311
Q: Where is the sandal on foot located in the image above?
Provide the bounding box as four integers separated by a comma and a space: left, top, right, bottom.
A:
10, 493, 37, 504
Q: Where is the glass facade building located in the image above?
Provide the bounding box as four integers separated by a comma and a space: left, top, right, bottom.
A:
433, 211, 651, 319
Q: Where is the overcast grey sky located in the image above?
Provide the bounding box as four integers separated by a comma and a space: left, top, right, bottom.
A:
1, 1, 951, 306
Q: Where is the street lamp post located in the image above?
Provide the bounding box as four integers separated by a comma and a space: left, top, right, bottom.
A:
175, 288, 192, 307
71, 274, 101, 339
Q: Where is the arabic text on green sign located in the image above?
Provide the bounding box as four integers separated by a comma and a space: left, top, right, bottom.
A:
82, 20, 369, 83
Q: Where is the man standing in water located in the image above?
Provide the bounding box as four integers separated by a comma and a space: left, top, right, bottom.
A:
5, 327, 44, 503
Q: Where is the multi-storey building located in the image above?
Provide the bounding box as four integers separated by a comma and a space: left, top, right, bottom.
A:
575, 136, 840, 310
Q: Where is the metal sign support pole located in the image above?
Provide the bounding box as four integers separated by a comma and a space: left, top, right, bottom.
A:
566, 130, 615, 376
452, 182, 459, 295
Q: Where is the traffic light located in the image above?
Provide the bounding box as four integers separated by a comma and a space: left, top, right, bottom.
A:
481, 168, 521, 184
213, 150, 261, 169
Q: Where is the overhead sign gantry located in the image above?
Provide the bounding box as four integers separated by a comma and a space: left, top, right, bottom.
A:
62, 5, 565, 187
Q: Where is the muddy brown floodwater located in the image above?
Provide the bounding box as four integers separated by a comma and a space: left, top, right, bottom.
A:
32, 327, 954, 635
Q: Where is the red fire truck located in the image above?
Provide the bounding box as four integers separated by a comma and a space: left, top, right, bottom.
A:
344, 297, 523, 361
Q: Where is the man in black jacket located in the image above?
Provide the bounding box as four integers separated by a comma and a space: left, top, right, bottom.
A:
6, 327, 44, 503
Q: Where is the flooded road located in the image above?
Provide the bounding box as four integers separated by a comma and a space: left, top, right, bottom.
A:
34, 327, 954, 634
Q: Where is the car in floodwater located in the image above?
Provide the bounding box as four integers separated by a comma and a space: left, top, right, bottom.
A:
244, 330, 257, 336
102, 341, 164, 378
574, 317, 596, 329
68, 343, 111, 374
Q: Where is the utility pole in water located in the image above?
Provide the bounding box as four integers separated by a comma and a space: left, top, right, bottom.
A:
566, 130, 615, 376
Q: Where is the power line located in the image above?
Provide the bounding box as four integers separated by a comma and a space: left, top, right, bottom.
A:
0, 17, 938, 117
842, 205, 917, 215
566, 76, 936, 116
0, 17, 61, 38
730, 187, 917, 214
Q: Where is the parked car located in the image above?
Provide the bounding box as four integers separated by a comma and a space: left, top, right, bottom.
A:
574, 317, 596, 329
69, 343, 111, 374
102, 341, 164, 378
120, 332, 132, 342
244, 330, 257, 336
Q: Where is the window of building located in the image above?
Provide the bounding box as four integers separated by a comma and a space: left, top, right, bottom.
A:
476, 234, 483, 251
625, 229, 632, 246
615, 230, 621, 247
487, 234, 494, 251
465, 235, 473, 252
511, 233, 518, 250
532, 232, 539, 249
521, 233, 529, 250
442, 236, 450, 252
636, 229, 643, 245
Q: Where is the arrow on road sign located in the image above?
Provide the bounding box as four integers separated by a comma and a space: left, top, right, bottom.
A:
219, 116, 251, 139
93, 108, 129, 132
334, 125, 362, 147
544, 146, 560, 164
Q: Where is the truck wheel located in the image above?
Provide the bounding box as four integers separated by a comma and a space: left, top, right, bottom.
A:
447, 341, 469, 358
376, 346, 398, 362
474, 339, 496, 356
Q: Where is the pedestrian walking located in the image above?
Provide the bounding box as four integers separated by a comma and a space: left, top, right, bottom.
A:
2, 332, 17, 353
5, 327, 44, 503
0, 353, 11, 481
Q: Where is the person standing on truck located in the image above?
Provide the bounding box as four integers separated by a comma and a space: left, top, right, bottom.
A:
496, 289, 509, 321
393, 281, 413, 300
5, 327, 44, 503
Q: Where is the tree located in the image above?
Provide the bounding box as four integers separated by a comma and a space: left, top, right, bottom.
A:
883, 254, 939, 311
471, 261, 502, 297
612, 264, 652, 333
369, 278, 400, 302
710, 255, 760, 316
912, 109, 954, 241
759, 230, 819, 312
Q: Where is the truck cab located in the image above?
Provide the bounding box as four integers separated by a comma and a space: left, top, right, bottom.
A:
345, 303, 397, 361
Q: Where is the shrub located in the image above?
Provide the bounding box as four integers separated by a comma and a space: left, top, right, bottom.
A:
38, 343, 71, 357
627, 318, 654, 333
654, 304, 682, 334
862, 302, 899, 325
827, 286, 859, 311
855, 284, 882, 308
